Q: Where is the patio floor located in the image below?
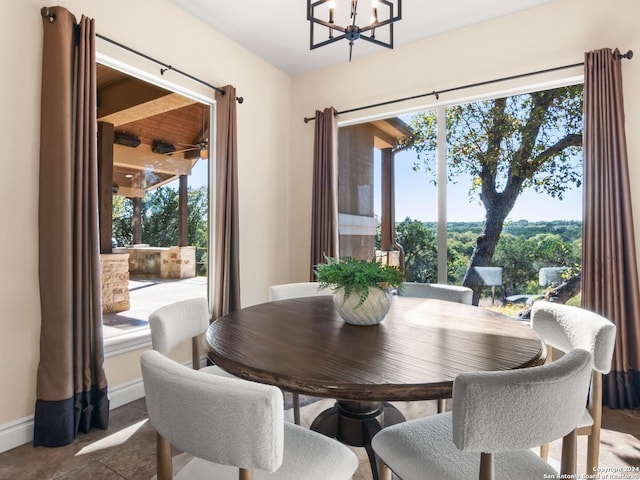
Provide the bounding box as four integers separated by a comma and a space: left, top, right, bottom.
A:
103, 275, 207, 339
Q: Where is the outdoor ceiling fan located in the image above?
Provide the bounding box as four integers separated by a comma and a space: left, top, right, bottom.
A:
172, 137, 208, 158
171, 104, 209, 158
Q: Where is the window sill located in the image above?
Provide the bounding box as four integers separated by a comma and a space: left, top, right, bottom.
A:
104, 327, 151, 358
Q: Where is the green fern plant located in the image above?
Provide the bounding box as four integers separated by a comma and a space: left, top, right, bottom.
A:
314, 256, 405, 306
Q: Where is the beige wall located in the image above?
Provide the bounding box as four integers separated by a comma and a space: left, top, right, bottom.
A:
289, 0, 640, 283
2, 0, 640, 445
0, 0, 292, 427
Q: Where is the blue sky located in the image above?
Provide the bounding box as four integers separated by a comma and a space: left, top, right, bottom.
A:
183, 147, 583, 223
378, 149, 583, 223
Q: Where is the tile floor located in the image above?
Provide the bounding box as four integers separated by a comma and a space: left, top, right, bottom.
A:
1, 398, 640, 480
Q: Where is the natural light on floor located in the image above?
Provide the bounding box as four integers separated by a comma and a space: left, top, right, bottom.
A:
75, 419, 148, 456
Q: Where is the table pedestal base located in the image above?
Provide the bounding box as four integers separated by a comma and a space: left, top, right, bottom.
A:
310, 400, 405, 480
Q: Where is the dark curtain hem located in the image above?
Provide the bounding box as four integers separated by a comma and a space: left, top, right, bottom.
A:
33, 386, 109, 447
604, 371, 640, 410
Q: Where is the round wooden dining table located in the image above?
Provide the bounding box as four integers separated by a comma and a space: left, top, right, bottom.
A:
205, 295, 546, 480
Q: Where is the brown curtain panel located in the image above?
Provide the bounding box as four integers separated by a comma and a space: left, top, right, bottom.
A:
35, 7, 108, 446
212, 85, 241, 319
310, 107, 339, 279
583, 48, 640, 409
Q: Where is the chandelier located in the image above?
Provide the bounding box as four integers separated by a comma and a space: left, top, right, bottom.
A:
307, 0, 402, 61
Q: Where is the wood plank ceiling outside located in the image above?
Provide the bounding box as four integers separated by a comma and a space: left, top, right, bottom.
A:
97, 63, 209, 197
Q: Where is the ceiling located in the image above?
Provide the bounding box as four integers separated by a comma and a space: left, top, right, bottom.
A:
169, 0, 554, 75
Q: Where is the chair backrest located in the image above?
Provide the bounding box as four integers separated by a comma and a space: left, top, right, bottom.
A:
268, 282, 332, 301
452, 349, 592, 453
538, 267, 568, 287
399, 282, 473, 304
468, 267, 503, 287
141, 350, 284, 472
531, 301, 616, 373
148, 297, 209, 356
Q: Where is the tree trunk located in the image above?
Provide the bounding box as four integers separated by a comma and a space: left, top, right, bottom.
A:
462, 197, 518, 305
516, 273, 582, 320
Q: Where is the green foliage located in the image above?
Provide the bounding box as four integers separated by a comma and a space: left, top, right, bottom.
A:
374, 218, 582, 299
112, 195, 133, 246
142, 186, 179, 246
315, 256, 405, 306
395, 218, 437, 283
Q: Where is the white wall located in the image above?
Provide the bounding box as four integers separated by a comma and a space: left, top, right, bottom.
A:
289, 0, 640, 283
0, 0, 292, 438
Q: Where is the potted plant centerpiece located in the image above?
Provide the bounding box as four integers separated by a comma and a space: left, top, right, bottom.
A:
315, 256, 404, 325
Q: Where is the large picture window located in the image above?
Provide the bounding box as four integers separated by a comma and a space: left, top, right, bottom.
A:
338, 83, 584, 309
96, 61, 214, 345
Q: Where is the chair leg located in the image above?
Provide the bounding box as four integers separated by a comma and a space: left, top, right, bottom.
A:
192, 336, 201, 370
292, 392, 301, 425
377, 458, 393, 480
437, 398, 447, 413
479, 452, 494, 480
239, 468, 254, 480
539, 443, 549, 460
560, 429, 577, 476
587, 371, 603, 474
586, 432, 600, 475
157, 432, 172, 480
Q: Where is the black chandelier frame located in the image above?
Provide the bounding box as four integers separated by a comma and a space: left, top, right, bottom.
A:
307, 0, 402, 59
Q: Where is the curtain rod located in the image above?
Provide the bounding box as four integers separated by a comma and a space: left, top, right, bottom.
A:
40, 7, 244, 103
303, 50, 633, 123
95, 32, 244, 104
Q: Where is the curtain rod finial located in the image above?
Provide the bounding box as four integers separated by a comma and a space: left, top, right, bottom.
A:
237, 97, 244, 104
618, 50, 633, 60
41, 7, 56, 22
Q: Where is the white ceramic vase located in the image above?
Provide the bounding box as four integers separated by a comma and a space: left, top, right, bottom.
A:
333, 287, 393, 325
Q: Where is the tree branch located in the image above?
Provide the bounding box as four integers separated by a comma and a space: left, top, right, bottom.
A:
529, 133, 582, 170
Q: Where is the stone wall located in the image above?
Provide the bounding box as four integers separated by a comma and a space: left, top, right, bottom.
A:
161, 246, 196, 279
113, 245, 196, 279
100, 253, 130, 313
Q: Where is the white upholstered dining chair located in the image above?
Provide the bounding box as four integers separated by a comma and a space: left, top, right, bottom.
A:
148, 297, 233, 377
398, 282, 473, 305
268, 281, 331, 301
531, 300, 617, 473
372, 349, 593, 480
141, 350, 359, 480
268, 282, 332, 424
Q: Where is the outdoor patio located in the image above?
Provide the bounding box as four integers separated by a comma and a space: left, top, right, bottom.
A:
102, 275, 207, 339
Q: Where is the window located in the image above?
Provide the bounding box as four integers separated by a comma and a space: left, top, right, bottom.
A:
96, 59, 216, 352
338, 83, 584, 308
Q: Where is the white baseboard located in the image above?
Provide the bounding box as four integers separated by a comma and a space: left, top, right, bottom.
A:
0, 415, 34, 454
0, 377, 145, 454
108, 376, 145, 410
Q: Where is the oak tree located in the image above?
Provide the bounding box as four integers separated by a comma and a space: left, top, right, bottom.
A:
407, 85, 583, 304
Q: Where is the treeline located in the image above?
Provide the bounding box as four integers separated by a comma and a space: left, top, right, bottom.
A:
391, 218, 582, 298
421, 220, 582, 242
